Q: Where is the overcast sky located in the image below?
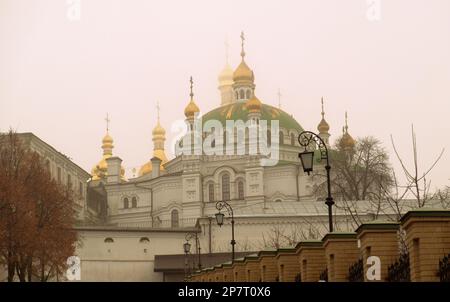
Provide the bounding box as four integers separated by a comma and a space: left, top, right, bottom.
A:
1, 0, 449, 190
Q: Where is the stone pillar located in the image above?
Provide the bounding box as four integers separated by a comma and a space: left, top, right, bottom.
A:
151, 156, 161, 178
244, 255, 261, 282
356, 221, 400, 282
258, 250, 278, 282
205, 268, 214, 282
214, 266, 224, 282
401, 209, 450, 282
276, 248, 300, 282
222, 264, 233, 282
322, 233, 359, 282
106, 156, 122, 184
296, 241, 326, 282
232, 260, 246, 282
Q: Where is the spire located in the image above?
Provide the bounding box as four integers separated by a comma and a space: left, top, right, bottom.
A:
141, 103, 168, 177
340, 111, 355, 150
218, 39, 234, 105
156, 101, 160, 123
102, 114, 113, 156
184, 76, 200, 119
317, 97, 330, 135
345, 111, 349, 133
189, 76, 194, 100
240, 31, 246, 60
232, 31, 255, 96
105, 113, 110, 134
321, 97, 325, 118
277, 89, 282, 109
225, 37, 229, 65
91, 115, 126, 181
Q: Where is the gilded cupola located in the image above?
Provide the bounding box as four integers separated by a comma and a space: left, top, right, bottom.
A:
139, 103, 168, 177
91, 114, 126, 181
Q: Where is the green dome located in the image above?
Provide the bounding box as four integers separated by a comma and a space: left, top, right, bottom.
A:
201, 102, 303, 131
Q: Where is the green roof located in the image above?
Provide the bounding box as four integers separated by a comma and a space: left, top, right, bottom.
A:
201, 102, 303, 131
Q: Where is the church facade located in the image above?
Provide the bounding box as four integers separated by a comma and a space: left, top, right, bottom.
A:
75, 33, 363, 281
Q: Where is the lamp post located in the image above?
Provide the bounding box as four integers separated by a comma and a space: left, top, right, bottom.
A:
183, 241, 191, 280
298, 131, 335, 232
185, 232, 202, 270
215, 201, 235, 262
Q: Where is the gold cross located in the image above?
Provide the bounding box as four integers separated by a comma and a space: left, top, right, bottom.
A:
156, 101, 160, 122
277, 88, 282, 109
189, 76, 194, 99
240, 31, 245, 58
105, 113, 110, 133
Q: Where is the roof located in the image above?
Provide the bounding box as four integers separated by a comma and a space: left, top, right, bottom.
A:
12, 132, 91, 177
154, 252, 255, 273
201, 102, 303, 131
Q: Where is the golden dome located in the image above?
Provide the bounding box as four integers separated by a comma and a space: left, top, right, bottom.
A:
152, 122, 166, 136
138, 152, 167, 177
102, 133, 113, 143
246, 95, 262, 113
91, 128, 126, 181
139, 161, 152, 176
184, 99, 200, 118
340, 132, 355, 149
340, 111, 355, 149
318, 118, 330, 133
233, 60, 254, 84
219, 64, 234, 86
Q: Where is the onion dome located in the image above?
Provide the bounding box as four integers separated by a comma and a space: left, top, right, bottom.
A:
184, 76, 200, 119
340, 112, 355, 149
232, 32, 254, 85
317, 97, 330, 134
246, 95, 262, 113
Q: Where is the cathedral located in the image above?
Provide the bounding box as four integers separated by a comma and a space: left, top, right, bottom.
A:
75, 33, 361, 281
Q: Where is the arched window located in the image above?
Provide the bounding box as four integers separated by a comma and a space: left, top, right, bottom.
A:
104, 237, 114, 243
139, 237, 150, 243
267, 130, 271, 146
238, 181, 244, 200
123, 197, 129, 209
235, 91, 239, 99
291, 133, 296, 146
239, 89, 245, 99
246, 90, 251, 99
209, 183, 215, 202
211, 139, 215, 148
279, 131, 284, 145
171, 209, 179, 228
222, 174, 230, 201
131, 196, 137, 208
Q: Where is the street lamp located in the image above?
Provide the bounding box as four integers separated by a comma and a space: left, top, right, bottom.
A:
183, 241, 191, 254
298, 131, 335, 232
185, 232, 202, 270
215, 201, 236, 262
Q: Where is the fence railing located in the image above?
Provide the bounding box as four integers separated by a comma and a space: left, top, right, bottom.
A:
348, 258, 364, 282
387, 253, 411, 282
438, 253, 450, 282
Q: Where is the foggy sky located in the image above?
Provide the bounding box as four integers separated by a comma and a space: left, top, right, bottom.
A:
1, 0, 449, 190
